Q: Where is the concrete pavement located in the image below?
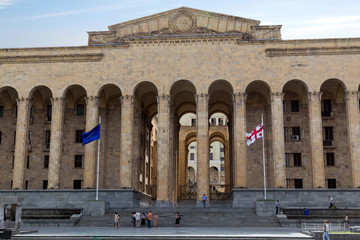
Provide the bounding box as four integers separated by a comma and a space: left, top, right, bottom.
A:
13, 227, 313, 239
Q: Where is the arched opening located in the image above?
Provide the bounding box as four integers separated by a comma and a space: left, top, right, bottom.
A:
245, 80, 271, 188
172, 80, 196, 202
0, 87, 18, 189
320, 79, 350, 189
208, 80, 233, 196
282, 80, 310, 189
61, 85, 87, 189
27, 86, 53, 190
133, 81, 158, 196
98, 84, 122, 189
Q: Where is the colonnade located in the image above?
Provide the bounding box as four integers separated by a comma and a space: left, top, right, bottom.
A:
10, 90, 360, 202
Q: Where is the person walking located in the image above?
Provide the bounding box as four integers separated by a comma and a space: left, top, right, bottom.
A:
114, 212, 119, 228
147, 211, 152, 228
135, 211, 141, 228
275, 200, 280, 214
202, 194, 207, 208
154, 213, 159, 227
175, 212, 181, 227
323, 220, 330, 240
131, 212, 135, 227
345, 215, 350, 228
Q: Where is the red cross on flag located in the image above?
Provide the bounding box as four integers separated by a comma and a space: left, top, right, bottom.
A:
246, 124, 264, 146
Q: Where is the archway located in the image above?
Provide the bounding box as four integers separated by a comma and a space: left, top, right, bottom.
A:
0, 87, 18, 189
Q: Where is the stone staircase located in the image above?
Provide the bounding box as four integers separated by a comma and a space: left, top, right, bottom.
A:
75, 200, 280, 228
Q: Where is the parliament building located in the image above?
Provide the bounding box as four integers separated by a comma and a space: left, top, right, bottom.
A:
1, 7, 360, 205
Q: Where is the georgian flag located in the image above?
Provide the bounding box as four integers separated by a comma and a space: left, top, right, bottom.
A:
246, 124, 263, 146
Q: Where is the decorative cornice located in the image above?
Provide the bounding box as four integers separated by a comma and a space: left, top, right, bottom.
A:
265, 46, 360, 57
0, 53, 103, 64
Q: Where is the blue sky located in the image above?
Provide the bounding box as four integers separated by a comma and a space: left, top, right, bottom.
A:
1, 0, 360, 48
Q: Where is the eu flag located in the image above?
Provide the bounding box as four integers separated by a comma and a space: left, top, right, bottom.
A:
81, 124, 100, 146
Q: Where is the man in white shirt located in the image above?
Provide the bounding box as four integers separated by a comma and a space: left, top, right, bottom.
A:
323, 220, 330, 240
135, 212, 141, 228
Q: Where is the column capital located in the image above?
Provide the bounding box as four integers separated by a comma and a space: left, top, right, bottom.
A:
271, 92, 285, 102
85, 96, 100, 106
307, 91, 323, 102
50, 97, 65, 106
156, 94, 171, 103
120, 95, 133, 105
16, 97, 32, 106
345, 90, 360, 101
195, 93, 209, 104
233, 92, 247, 104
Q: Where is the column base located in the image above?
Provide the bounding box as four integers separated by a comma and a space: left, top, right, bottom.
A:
196, 200, 210, 208
154, 200, 175, 208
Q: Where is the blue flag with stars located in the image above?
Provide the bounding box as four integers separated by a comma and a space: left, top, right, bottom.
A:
81, 124, 100, 146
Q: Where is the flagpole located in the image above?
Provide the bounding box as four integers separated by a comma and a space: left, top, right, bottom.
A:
261, 113, 267, 200
96, 116, 101, 201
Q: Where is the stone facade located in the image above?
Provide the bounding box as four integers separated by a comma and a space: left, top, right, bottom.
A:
0, 7, 360, 205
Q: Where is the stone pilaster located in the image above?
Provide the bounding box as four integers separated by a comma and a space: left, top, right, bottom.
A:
83, 96, 100, 189
233, 92, 247, 188
12, 97, 31, 189
156, 94, 171, 205
308, 91, 325, 188
196, 93, 210, 205
271, 92, 286, 188
47, 97, 65, 189
120, 95, 134, 188
345, 91, 360, 187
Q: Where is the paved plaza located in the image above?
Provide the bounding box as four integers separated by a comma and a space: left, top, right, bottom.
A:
13, 227, 312, 239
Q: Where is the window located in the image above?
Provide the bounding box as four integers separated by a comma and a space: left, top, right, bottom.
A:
220, 157, 224, 161
0, 131, 2, 144
294, 179, 303, 189
190, 153, 195, 160
209, 153, 213, 160
45, 130, 51, 149
292, 127, 300, 137
43, 180, 48, 190
324, 127, 333, 140
221, 167, 224, 172
26, 155, 30, 169
328, 179, 337, 189
211, 118, 216, 126
44, 155, 49, 168
25, 180, 28, 189
0, 106, 3, 117
73, 180, 82, 189
286, 179, 303, 188
285, 153, 290, 166
76, 104, 85, 116
75, 130, 84, 143
322, 99, 332, 117
191, 118, 196, 126
220, 147, 224, 152
293, 153, 302, 166
218, 118, 224, 126
326, 153, 335, 166
46, 105, 52, 121
74, 155, 83, 168
291, 100, 300, 112
12, 156, 14, 169
28, 130, 31, 144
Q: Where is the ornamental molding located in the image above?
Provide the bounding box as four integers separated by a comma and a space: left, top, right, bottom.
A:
0, 53, 103, 64
266, 46, 360, 57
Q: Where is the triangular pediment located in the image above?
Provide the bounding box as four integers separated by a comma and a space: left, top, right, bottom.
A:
87, 7, 282, 45
108, 7, 260, 37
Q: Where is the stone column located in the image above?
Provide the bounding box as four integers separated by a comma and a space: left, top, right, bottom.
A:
12, 97, 31, 189
48, 97, 65, 189
156, 94, 172, 206
120, 95, 134, 188
271, 92, 286, 188
308, 91, 325, 188
345, 91, 360, 187
83, 96, 100, 189
233, 92, 247, 188
196, 93, 210, 206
